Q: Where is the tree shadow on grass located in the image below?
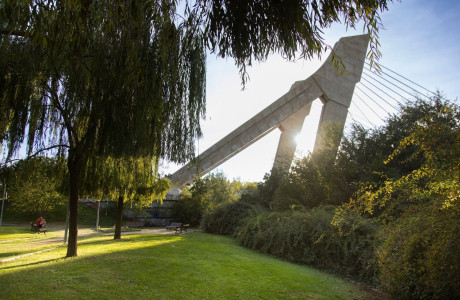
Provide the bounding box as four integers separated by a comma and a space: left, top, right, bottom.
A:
75, 233, 182, 247
0, 257, 63, 270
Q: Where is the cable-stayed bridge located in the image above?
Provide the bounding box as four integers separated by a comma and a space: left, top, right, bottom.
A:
169, 34, 443, 189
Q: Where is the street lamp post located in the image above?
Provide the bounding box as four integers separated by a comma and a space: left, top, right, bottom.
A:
0, 181, 6, 226
95, 200, 100, 232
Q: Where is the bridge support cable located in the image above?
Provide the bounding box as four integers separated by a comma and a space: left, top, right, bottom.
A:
360, 71, 406, 105
347, 58, 444, 133
365, 61, 438, 97
351, 115, 374, 130
361, 63, 441, 103
355, 84, 396, 115
347, 112, 370, 130
348, 104, 374, 128
362, 69, 412, 100
372, 68, 432, 100
359, 76, 401, 110
352, 92, 386, 124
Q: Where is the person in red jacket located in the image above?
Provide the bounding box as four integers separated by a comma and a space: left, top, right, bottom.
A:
36, 217, 46, 228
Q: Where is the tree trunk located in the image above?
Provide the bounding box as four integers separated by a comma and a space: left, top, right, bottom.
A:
64, 206, 69, 244
114, 195, 123, 239
66, 152, 82, 257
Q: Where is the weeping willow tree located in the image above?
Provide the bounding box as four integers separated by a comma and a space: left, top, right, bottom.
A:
1, 0, 390, 257
0, 1, 206, 257
81, 155, 170, 240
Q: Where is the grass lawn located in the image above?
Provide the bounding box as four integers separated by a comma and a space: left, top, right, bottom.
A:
0, 226, 95, 260
1, 227, 375, 299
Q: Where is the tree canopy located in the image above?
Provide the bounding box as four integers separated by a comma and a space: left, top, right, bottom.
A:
1, 1, 206, 162
1, 157, 67, 217
196, 0, 390, 83
172, 172, 250, 226
81, 156, 171, 207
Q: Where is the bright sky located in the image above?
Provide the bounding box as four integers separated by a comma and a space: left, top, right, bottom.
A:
161, 0, 460, 183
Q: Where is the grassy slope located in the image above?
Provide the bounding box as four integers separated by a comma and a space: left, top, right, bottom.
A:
0, 229, 370, 299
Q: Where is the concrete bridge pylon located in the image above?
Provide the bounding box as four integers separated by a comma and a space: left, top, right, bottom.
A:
171, 34, 369, 188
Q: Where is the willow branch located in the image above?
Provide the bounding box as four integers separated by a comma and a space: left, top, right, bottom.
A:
45, 83, 78, 145
2, 144, 70, 165
27, 144, 70, 159
0, 28, 25, 37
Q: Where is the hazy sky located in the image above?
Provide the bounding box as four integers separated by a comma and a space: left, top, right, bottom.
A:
162, 0, 460, 183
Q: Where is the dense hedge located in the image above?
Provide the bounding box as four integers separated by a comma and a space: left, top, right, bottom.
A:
234, 206, 377, 281
202, 190, 267, 235
202, 201, 258, 235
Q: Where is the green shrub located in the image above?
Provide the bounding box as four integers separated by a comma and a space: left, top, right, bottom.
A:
202, 201, 259, 235
171, 192, 203, 226
172, 173, 249, 227
202, 189, 266, 235
235, 206, 377, 280
376, 202, 460, 299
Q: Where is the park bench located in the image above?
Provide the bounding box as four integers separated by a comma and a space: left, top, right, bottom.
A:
166, 223, 189, 234
30, 222, 47, 234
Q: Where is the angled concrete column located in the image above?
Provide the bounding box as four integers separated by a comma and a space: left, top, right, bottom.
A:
311, 34, 369, 152
314, 99, 349, 152
272, 104, 311, 171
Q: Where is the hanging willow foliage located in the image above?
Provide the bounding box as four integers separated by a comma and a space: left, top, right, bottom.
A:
0, 0, 206, 163
80, 155, 171, 207
195, 0, 390, 84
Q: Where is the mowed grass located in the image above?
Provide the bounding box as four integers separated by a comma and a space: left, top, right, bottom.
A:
0, 226, 95, 260
1, 228, 372, 299
0, 226, 64, 259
